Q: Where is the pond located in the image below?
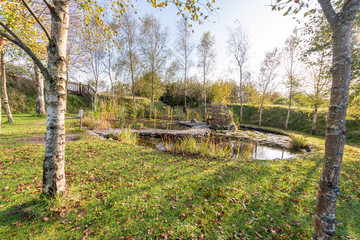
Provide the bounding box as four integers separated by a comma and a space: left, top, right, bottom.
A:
137, 136, 301, 161
93, 120, 304, 160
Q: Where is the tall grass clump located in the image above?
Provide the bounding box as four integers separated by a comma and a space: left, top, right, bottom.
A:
118, 128, 138, 145
82, 98, 130, 130
118, 105, 127, 128
290, 135, 309, 149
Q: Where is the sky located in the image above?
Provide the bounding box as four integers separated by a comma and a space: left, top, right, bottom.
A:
131, 0, 301, 81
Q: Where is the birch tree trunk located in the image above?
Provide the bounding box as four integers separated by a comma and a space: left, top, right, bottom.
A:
94, 80, 98, 111
203, 64, 207, 120
151, 71, 155, 118
34, 63, 46, 115
42, 0, 70, 197
285, 84, 292, 130
311, 106, 318, 135
130, 52, 136, 113
313, 0, 360, 238
285, 95, 291, 130
259, 101, 263, 126
0, 75, 1, 132
1, 52, 14, 123
239, 66, 243, 123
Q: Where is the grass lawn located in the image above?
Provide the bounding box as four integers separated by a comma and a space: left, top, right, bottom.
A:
0, 115, 359, 239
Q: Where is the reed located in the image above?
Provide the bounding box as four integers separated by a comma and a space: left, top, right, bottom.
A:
118, 127, 138, 145
160, 134, 254, 160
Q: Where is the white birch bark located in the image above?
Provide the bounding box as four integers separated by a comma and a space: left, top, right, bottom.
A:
313, 0, 360, 239
34, 62, 46, 115
1, 52, 14, 123
42, 0, 70, 196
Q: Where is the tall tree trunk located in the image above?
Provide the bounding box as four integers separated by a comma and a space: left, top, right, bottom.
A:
1, 52, 14, 123
151, 71, 154, 118
259, 103, 263, 126
184, 77, 187, 116
313, 1, 360, 238
285, 87, 292, 130
239, 66, 243, 123
203, 70, 207, 120
94, 79, 98, 111
42, 0, 70, 197
311, 106, 318, 135
34, 62, 46, 115
0, 59, 1, 133
130, 54, 136, 115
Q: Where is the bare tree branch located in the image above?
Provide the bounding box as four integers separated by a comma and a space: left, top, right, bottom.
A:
0, 22, 50, 81
21, 0, 52, 42
42, 0, 58, 18
42, 0, 54, 12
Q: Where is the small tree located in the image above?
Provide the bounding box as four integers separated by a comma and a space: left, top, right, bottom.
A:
139, 14, 168, 117
301, 14, 332, 134
211, 79, 233, 105
257, 48, 281, 126
176, 17, 194, 115
283, 28, 300, 129
119, 13, 139, 113
80, 19, 107, 111
197, 31, 215, 119
227, 20, 249, 123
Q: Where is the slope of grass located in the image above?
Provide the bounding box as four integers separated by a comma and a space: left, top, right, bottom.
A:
229, 104, 360, 144
0, 115, 359, 239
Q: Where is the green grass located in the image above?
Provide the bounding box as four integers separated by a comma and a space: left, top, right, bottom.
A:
229, 104, 360, 145
0, 115, 359, 239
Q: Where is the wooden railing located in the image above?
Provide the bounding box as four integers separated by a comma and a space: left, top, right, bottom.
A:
67, 82, 103, 101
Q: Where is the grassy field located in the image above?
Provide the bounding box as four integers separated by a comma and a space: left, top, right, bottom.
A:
0, 115, 359, 239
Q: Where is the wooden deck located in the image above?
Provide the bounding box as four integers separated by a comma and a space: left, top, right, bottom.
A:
67, 82, 102, 101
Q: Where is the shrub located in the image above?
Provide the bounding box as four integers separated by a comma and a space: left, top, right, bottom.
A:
290, 135, 309, 149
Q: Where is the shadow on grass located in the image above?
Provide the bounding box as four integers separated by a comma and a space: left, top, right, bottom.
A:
0, 195, 59, 230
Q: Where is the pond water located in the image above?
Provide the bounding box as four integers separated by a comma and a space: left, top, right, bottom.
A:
137, 136, 301, 161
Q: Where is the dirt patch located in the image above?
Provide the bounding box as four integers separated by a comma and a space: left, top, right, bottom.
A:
25, 134, 82, 145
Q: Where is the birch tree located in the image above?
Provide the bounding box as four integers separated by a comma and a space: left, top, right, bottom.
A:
119, 13, 139, 112
80, 19, 107, 110
197, 31, 215, 119
257, 48, 281, 126
304, 50, 331, 135
139, 14, 168, 117
283, 28, 300, 130
273, 0, 360, 238
0, 0, 70, 196
0, 37, 14, 123
176, 17, 194, 115
227, 21, 249, 123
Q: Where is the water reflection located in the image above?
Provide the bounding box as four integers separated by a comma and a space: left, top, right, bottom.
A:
249, 143, 298, 160
138, 136, 300, 161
